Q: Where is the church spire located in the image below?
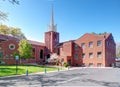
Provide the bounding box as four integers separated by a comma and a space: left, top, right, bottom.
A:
48, 4, 57, 32
50, 5, 54, 26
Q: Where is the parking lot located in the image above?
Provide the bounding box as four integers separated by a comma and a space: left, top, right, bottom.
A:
0, 68, 120, 87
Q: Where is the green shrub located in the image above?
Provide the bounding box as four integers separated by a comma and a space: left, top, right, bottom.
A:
63, 62, 69, 67
56, 61, 59, 66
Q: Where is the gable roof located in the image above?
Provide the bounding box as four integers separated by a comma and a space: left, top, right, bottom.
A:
0, 34, 45, 46
0, 34, 20, 42
55, 40, 75, 48
28, 40, 45, 46
76, 33, 111, 41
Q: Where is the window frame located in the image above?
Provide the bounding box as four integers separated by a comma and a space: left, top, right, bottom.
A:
97, 40, 102, 47
89, 63, 93, 67
74, 54, 78, 60
97, 52, 102, 58
89, 52, 93, 58
82, 53, 85, 59
97, 63, 102, 67
81, 43, 85, 49
89, 41, 93, 48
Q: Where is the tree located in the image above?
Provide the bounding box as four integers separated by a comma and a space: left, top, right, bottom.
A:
50, 53, 59, 62
10, 27, 26, 39
3, 0, 19, 4
91, 32, 108, 35
18, 39, 33, 59
0, 0, 19, 21
13, 51, 19, 58
0, 25, 9, 35
0, 24, 26, 39
0, 11, 8, 21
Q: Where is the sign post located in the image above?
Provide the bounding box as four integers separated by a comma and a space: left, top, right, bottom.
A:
15, 55, 19, 75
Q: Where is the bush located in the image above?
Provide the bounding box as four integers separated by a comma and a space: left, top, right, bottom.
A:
55, 61, 59, 66
63, 62, 69, 67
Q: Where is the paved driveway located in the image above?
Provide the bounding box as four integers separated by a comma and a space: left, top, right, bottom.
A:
0, 68, 120, 87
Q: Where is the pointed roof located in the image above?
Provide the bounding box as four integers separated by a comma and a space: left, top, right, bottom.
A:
50, 5, 54, 26
48, 5, 57, 32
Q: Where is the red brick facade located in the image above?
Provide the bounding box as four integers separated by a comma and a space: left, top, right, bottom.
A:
0, 40, 19, 64
0, 34, 46, 64
74, 33, 116, 67
0, 8, 116, 67
0, 32, 116, 67
45, 31, 59, 53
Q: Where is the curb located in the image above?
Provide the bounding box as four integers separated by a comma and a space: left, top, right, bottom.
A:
0, 67, 113, 79
0, 68, 68, 79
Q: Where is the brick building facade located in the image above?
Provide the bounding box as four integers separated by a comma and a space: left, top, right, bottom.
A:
0, 7, 116, 67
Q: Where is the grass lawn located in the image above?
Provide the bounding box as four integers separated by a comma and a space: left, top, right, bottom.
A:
0, 65, 58, 77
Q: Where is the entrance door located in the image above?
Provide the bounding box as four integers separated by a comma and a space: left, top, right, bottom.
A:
68, 59, 71, 66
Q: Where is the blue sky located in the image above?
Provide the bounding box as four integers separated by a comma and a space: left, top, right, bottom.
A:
0, 0, 120, 43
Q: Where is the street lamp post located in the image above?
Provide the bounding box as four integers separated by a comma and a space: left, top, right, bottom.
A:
15, 55, 19, 75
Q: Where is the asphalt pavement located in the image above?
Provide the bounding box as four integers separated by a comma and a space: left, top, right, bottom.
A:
0, 67, 120, 87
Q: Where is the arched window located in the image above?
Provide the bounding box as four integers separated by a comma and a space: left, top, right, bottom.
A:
40, 49, 43, 59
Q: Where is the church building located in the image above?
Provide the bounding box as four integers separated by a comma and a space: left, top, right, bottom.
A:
0, 7, 116, 67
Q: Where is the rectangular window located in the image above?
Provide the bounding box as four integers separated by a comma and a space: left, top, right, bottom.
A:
0, 52, 3, 58
97, 40, 102, 47
89, 53, 93, 58
32, 48, 35, 58
97, 63, 102, 67
57, 48, 60, 55
89, 63, 93, 67
81, 43, 85, 49
74, 54, 78, 60
82, 63, 86, 67
74, 44, 78, 50
89, 42, 93, 48
97, 52, 102, 58
82, 53, 85, 59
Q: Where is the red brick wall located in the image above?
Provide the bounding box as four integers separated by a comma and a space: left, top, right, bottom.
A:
0, 40, 46, 64
31, 44, 45, 63
105, 34, 116, 66
0, 40, 19, 58
45, 31, 59, 53
58, 41, 82, 66
75, 33, 115, 67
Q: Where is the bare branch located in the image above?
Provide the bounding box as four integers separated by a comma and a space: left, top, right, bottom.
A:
0, 11, 8, 21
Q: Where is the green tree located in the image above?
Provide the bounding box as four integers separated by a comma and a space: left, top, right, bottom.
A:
91, 32, 108, 35
18, 39, 33, 59
10, 27, 26, 39
0, 25, 10, 35
13, 51, 19, 58
0, 24, 26, 39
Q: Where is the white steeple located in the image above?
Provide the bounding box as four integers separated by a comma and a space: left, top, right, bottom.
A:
48, 5, 57, 32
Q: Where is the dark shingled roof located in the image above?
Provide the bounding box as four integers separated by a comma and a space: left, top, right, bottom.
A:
0, 34, 20, 42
